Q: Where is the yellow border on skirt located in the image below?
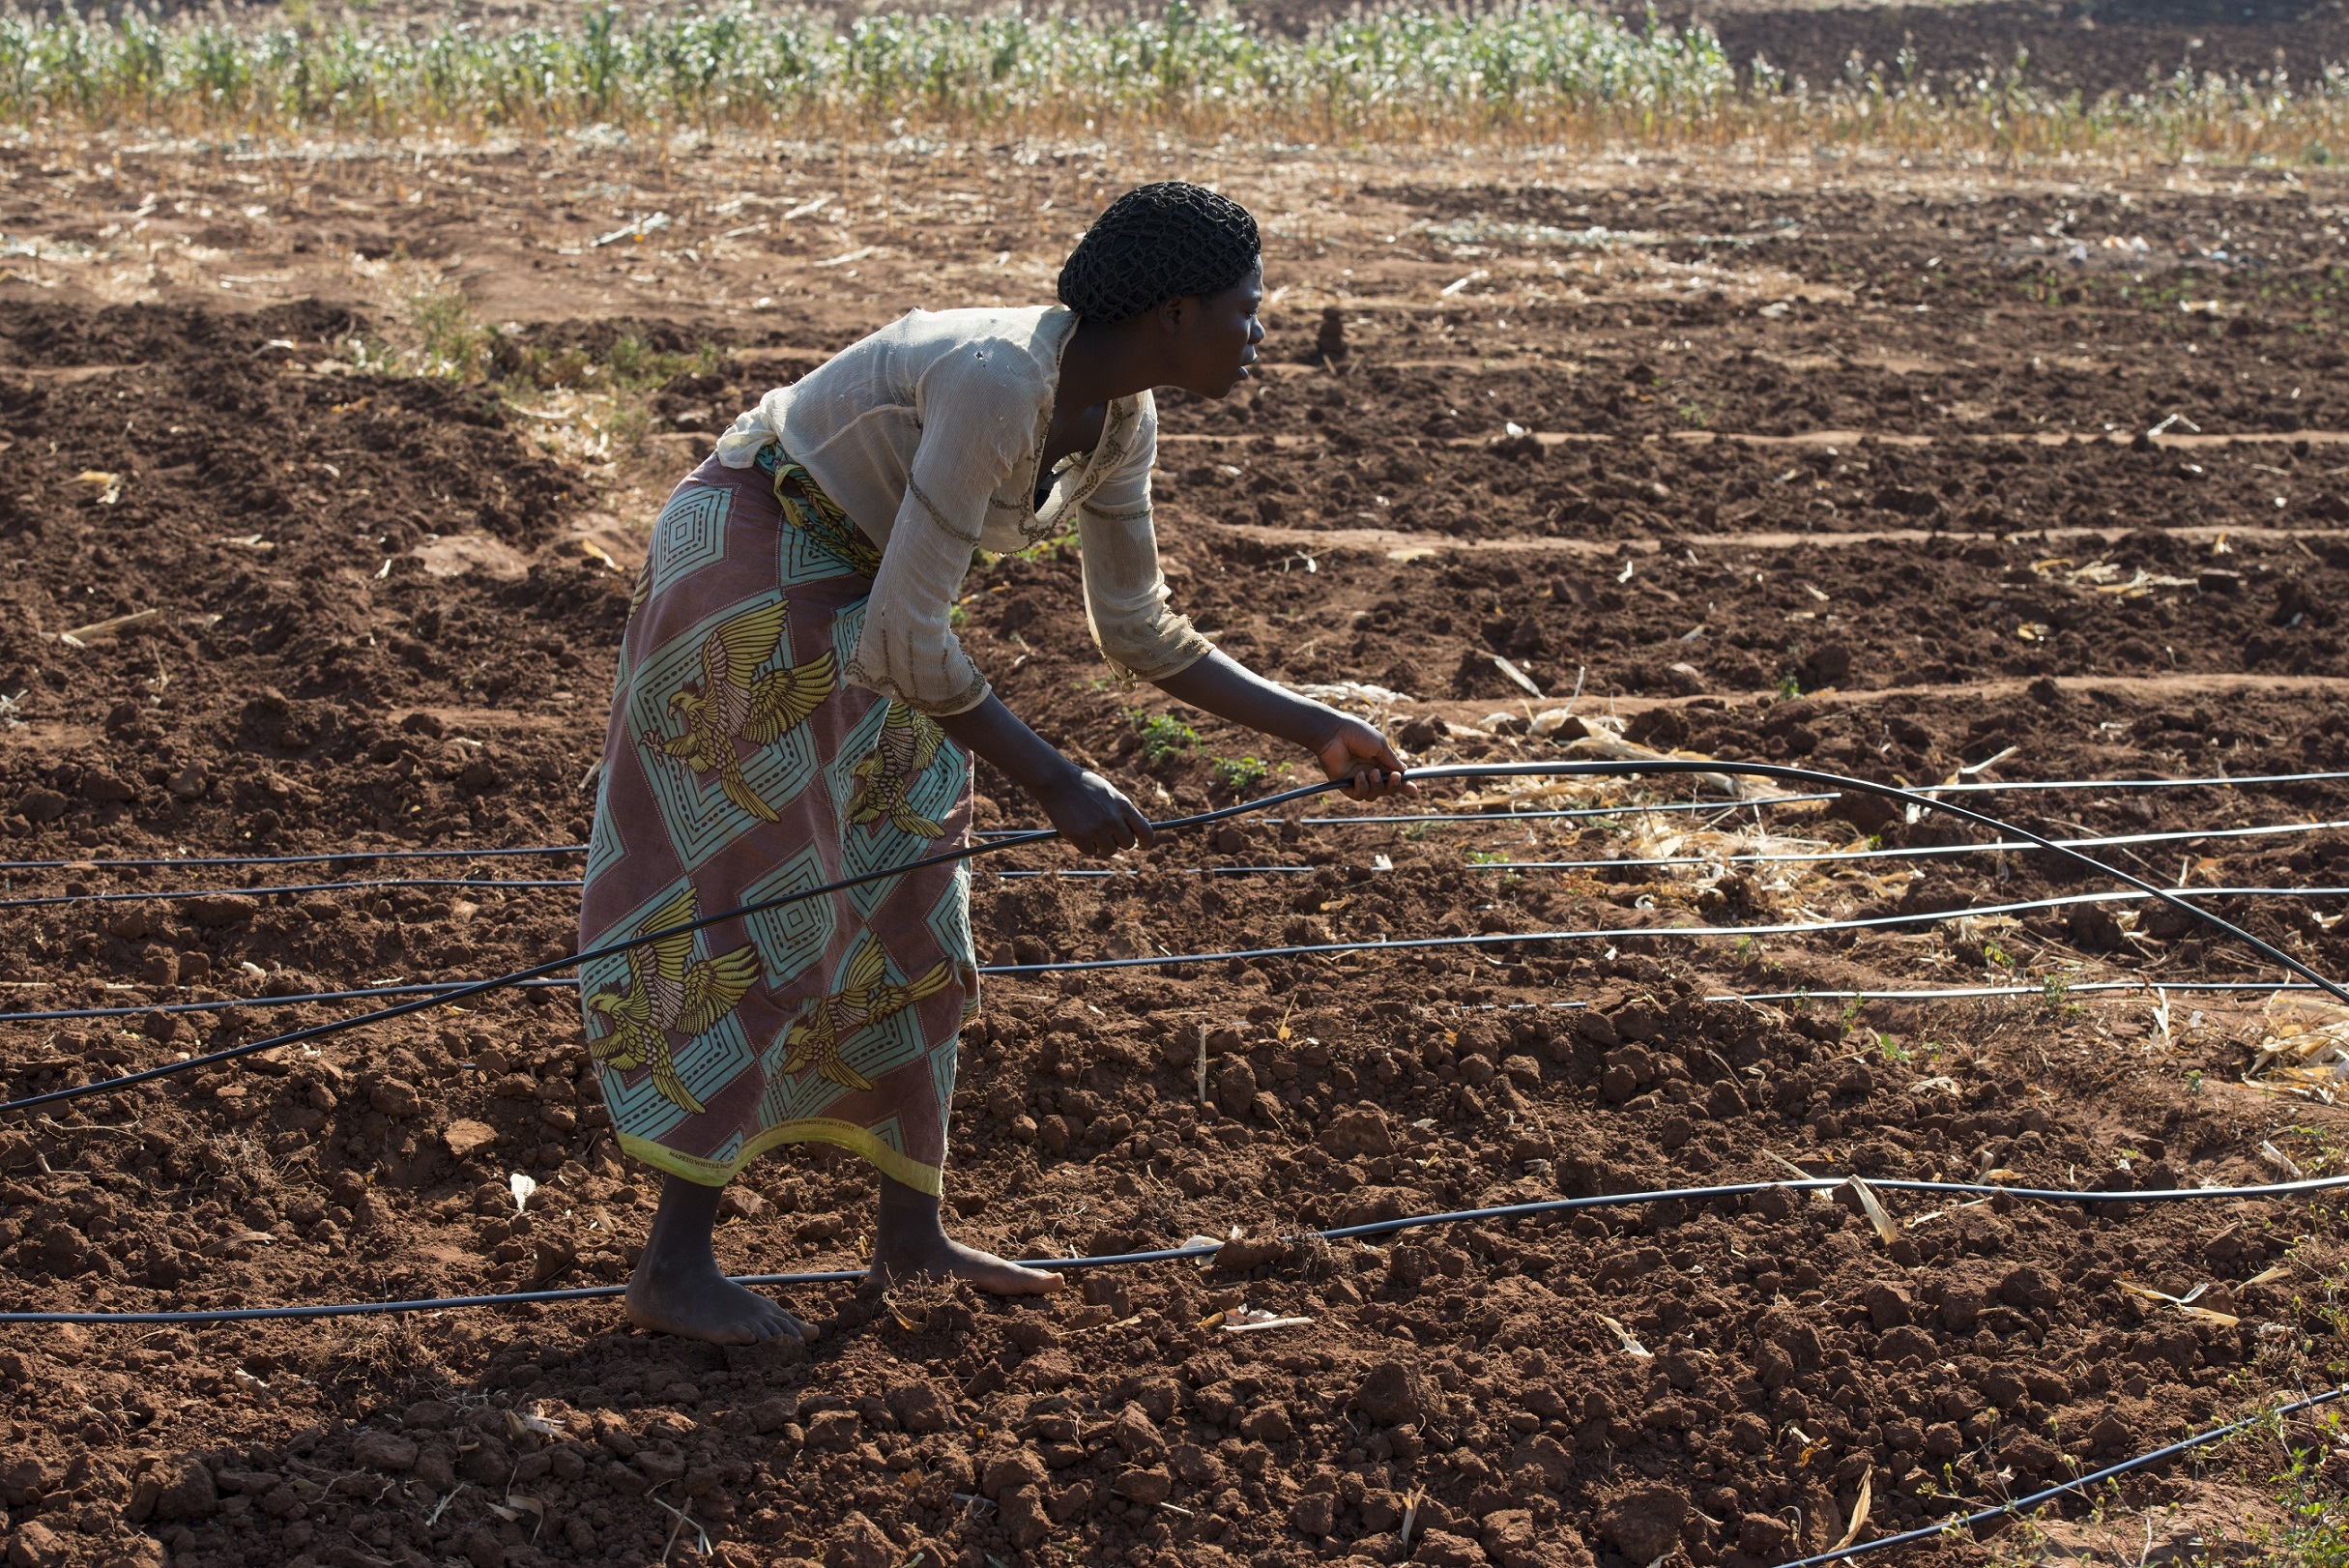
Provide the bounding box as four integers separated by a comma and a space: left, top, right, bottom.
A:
618, 1119, 943, 1197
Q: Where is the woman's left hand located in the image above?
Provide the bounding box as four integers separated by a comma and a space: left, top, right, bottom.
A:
1316, 717, 1416, 801
1148, 652, 1416, 801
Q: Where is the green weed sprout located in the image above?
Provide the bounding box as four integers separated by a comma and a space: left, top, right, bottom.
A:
1211, 756, 1268, 794
1132, 712, 1199, 764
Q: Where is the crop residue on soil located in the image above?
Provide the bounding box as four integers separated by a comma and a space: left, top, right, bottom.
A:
0, 129, 2341, 1568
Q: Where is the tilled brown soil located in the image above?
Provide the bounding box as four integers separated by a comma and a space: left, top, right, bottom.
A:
0, 135, 2345, 1568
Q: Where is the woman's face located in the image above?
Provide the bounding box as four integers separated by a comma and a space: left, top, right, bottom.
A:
1162, 259, 1265, 399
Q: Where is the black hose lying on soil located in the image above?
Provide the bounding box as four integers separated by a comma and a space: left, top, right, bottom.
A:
4, 766, 2337, 874
0, 876, 579, 912
2, 806, 2331, 913
1, 883, 2335, 1029
1769, 1381, 2349, 1568
5, 1169, 2345, 1324
0, 845, 588, 873
1413, 762, 2349, 1002
2, 758, 2341, 1119
0, 780, 1325, 1116
6, 1170, 2336, 1568
971, 885, 2349, 979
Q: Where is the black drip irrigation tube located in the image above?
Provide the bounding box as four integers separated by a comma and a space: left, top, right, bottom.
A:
4, 759, 2345, 1118
0, 844, 587, 874
1768, 1380, 2349, 1568
3, 1182, 2336, 1568
5, 810, 2335, 915
0, 977, 580, 1027
0, 876, 580, 913
4, 882, 2338, 1029
974, 792, 1853, 835
968, 886, 2349, 981
990, 817, 2349, 871
5, 1176, 2346, 1568
1416, 763, 2349, 1003
9, 765, 2342, 875
9, 1171, 2349, 1325
1, 884, 2338, 1029
0, 784, 1321, 1116
5, 817, 2343, 1023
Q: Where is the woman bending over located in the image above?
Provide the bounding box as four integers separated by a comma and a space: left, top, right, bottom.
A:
578, 182, 1410, 1345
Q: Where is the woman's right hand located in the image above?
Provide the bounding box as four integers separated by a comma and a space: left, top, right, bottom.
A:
932, 695, 1154, 855
1038, 767, 1155, 856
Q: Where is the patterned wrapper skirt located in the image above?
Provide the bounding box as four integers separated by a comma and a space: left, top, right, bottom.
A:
576, 446, 977, 1195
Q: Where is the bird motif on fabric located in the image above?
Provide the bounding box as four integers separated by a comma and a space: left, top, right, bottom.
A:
777, 936, 952, 1093
585, 887, 762, 1116
649, 599, 837, 822
847, 699, 950, 839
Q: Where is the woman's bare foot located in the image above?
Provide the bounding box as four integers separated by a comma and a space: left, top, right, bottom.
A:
867, 1228, 1068, 1295
624, 1175, 821, 1346
625, 1263, 816, 1345
867, 1174, 1065, 1295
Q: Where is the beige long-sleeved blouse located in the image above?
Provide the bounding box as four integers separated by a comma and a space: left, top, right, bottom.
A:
713, 305, 1213, 716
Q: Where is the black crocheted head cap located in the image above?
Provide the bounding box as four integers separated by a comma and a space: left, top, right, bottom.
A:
1057, 182, 1261, 325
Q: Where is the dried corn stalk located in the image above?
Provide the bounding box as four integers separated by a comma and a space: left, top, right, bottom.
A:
1845, 1175, 1900, 1247
2118, 1280, 2240, 1328
2248, 992, 2349, 1096
2034, 558, 2198, 598
1598, 1314, 1652, 1358
1831, 1466, 1874, 1554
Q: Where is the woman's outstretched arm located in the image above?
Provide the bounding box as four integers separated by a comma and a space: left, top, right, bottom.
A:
1152, 650, 1414, 800
936, 695, 1155, 855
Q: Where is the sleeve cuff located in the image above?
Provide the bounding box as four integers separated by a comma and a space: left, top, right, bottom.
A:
1102, 621, 1216, 684
844, 655, 994, 718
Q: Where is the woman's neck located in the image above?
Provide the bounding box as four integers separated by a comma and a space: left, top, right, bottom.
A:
1054, 313, 1157, 414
